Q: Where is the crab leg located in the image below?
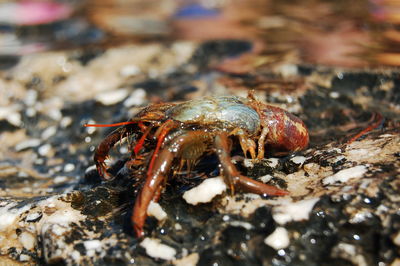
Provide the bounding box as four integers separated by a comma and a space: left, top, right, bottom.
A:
90, 120, 158, 179
132, 130, 212, 237
93, 126, 130, 180
214, 132, 288, 196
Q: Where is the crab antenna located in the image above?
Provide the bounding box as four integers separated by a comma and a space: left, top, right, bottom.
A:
84, 121, 137, 127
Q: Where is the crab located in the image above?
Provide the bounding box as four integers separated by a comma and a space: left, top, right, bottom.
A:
86, 92, 309, 237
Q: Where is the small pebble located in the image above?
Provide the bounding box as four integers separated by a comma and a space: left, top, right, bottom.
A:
26, 212, 42, 222
25, 89, 38, 106
60, 116, 72, 128
259, 174, 273, 183
243, 159, 254, 168
54, 176, 68, 184
276, 63, 298, 78
266, 158, 279, 168
290, 156, 306, 165
124, 89, 147, 107
41, 126, 57, 139
83, 240, 102, 250
182, 176, 227, 205
95, 89, 129, 105
19, 254, 31, 262
322, 165, 367, 185
140, 238, 176, 261
273, 198, 320, 224
229, 220, 254, 230
147, 201, 167, 221
63, 163, 75, 172
264, 227, 290, 250
0, 106, 22, 126
38, 144, 51, 156
19, 231, 35, 250
174, 223, 182, 230
48, 109, 62, 121
120, 64, 141, 77
15, 139, 41, 151
329, 91, 340, 98
393, 232, 400, 246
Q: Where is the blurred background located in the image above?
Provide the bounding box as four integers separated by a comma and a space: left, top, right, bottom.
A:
1, 0, 400, 67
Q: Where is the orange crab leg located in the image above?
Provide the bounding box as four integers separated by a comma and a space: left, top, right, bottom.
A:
147, 120, 178, 177
132, 130, 211, 237
84, 121, 138, 127
133, 125, 153, 155
214, 132, 288, 196
87, 120, 151, 179
92, 126, 130, 179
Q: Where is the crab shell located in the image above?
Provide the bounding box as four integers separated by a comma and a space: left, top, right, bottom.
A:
166, 95, 309, 154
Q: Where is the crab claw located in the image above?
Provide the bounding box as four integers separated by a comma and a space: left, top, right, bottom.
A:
96, 162, 114, 180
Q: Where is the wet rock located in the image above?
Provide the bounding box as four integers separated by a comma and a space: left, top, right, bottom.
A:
0, 42, 399, 265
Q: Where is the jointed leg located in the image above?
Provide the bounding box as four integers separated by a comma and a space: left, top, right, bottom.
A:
132, 130, 212, 237
214, 132, 288, 196
231, 128, 257, 159
93, 127, 130, 180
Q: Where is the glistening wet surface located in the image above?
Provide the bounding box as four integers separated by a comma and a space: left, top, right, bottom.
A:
0, 1, 399, 265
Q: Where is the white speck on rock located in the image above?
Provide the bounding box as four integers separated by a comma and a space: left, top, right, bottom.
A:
120, 64, 141, 77
0, 106, 22, 126
38, 144, 52, 156
19, 231, 35, 250
26, 107, 36, 117
259, 174, 273, 183
322, 165, 367, 185
393, 232, 400, 246
83, 240, 102, 250
26, 212, 42, 222
54, 176, 68, 184
337, 242, 357, 256
48, 108, 62, 121
276, 63, 298, 78
0, 202, 31, 231
182, 176, 227, 205
329, 91, 340, 98
39, 197, 86, 234
174, 223, 182, 230
15, 138, 41, 151
243, 159, 254, 168
273, 198, 320, 225
140, 238, 176, 261
85, 165, 97, 173
147, 201, 167, 221
349, 211, 373, 224
19, 254, 31, 262
8, 112, 22, 126
41, 126, 57, 139
229, 220, 254, 230
266, 158, 279, 168
60, 116, 72, 128
264, 227, 290, 250
71, 250, 81, 262
95, 89, 129, 105
64, 163, 75, 172
290, 156, 307, 165
124, 89, 147, 107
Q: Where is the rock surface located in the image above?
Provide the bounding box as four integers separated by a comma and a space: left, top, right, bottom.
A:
0, 42, 399, 265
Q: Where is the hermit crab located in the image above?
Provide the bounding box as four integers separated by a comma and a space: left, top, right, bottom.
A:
86, 92, 309, 237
